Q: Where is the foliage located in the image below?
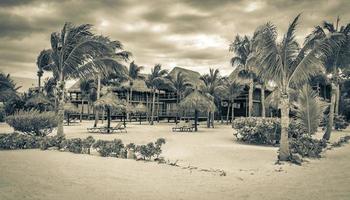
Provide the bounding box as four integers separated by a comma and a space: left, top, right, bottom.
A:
293, 85, 327, 135
6, 110, 58, 136
82, 136, 95, 154
39, 135, 66, 150
0, 106, 5, 122
289, 136, 327, 158
92, 139, 124, 157
135, 138, 166, 160
334, 115, 349, 130
288, 119, 308, 139
4, 96, 26, 115
233, 117, 281, 145
0, 132, 42, 150
0, 73, 20, 102
61, 138, 83, 154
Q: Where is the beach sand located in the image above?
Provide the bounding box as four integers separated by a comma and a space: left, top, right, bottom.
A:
0, 121, 349, 200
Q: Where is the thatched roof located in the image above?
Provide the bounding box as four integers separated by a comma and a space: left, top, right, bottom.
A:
179, 90, 216, 112
67, 80, 81, 93
169, 67, 204, 88
64, 102, 79, 113
94, 92, 128, 112
134, 103, 147, 113
115, 79, 152, 92
25, 93, 51, 106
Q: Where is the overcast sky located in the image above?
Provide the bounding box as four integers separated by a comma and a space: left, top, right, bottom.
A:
0, 0, 349, 85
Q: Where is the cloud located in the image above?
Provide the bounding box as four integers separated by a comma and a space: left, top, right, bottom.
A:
0, 0, 350, 85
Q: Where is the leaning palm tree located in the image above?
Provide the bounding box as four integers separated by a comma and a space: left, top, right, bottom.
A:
254, 14, 344, 160
200, 68, 221, 128
229, 35, 256, 117
305, 16, 350, 140
36, 49, 52, 91
42, 22, 129, 136
146, 64, 170, 125
167, 72, 192, 123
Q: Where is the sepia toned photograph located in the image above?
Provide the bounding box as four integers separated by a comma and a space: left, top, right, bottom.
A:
0, 0, 350, 199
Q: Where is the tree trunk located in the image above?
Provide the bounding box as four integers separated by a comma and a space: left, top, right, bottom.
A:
94, 74, 101, 127
279, 94, 290, 161
56, 73, 65, 137
80, 99, 84, 122
335, 83, 340, 115
102, 107, 105, 124
194, 109, 198, 132
87, 101, 90, 120
150, 89, 156, 125
226, 103, 230, 125
248, 79, 254, 117
261, 84, 266, 118
157, 91, 160, 123
231, 98, 235, 123
323, 83, 337, 140
146, 94, 149, 123
207, 111, 211, 128
107, 107, 111, 133
38, 75, 41, 91
67, 113, 70, 126
123, 112, 126, 127
126, 90, 130, 121
175, 92, 179, 124
211, 112, 215, 128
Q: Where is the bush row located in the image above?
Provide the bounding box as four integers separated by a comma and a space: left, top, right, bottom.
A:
0, 133, 166, 161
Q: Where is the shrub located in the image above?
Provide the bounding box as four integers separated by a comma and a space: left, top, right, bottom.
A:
288, 119, 308, 139
82, 136, 95, 154
334, 115, 349, 130
40, 135, 66, 150
92, 139, 124, 157
135, 138, 166, 160
232, 117, 281, 145
6, 110, 58, 136
61, 138, 83, 154
289, 136, 327, 158
0, 132, 42, 150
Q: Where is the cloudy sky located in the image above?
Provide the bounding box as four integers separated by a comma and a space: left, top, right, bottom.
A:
0, 0, 349, 89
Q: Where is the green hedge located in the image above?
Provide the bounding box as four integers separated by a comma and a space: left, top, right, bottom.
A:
6, 110, 58, 136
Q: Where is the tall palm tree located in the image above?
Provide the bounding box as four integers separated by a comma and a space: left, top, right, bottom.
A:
305, 16, 350, 140
254, 14, 344, 160
126, 61, 144, 119
229, 35, 256, 117
200, 68, 221, 128
43, 22, 129, 136
216, 77, 244, 124
167, 72, 192, 123
146, 64, 169, 125
36, 49, 52, 91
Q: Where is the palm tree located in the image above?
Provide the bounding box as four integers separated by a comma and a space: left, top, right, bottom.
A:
305, 16, 350, 140
79, 79, 95, 122
36, 49, 52, 91
253, 14, 343, 160
43, 22, 129, 136
146, 64, 170, 125
167, 72, 192, 123
126, 61, 144, 119
0, 72, 20, 102
200, 68, 221, 128
216, 77, 244, 124
229, 35, 256, 117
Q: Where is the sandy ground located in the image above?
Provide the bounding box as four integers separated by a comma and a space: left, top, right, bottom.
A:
0, 121, 350, 200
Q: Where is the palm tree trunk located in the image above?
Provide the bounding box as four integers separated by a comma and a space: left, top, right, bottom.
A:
107, 107, 111, 133
231, 98, 235, 123
261, 84, 266, 118
175, 93, 179, 124
157, 91, 160, 123
323, 83, 337, 140
146, 94, 149, 123
207, 111, 211, 128
248, 79, 254, 117
87, 101, 90, 120
102, 107, 105, 124
194, 109, 198, 132
226, 103, 230, 125
94, 74, 101, 127
57, 73, 65, 136
80, 99, 84, 122
150, 89, 156, 125
126, 90, 130, 121
279, 94, 290, 161
211, 112, 215, 128
38, 75, 42, 91
335, 83, 340, 115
